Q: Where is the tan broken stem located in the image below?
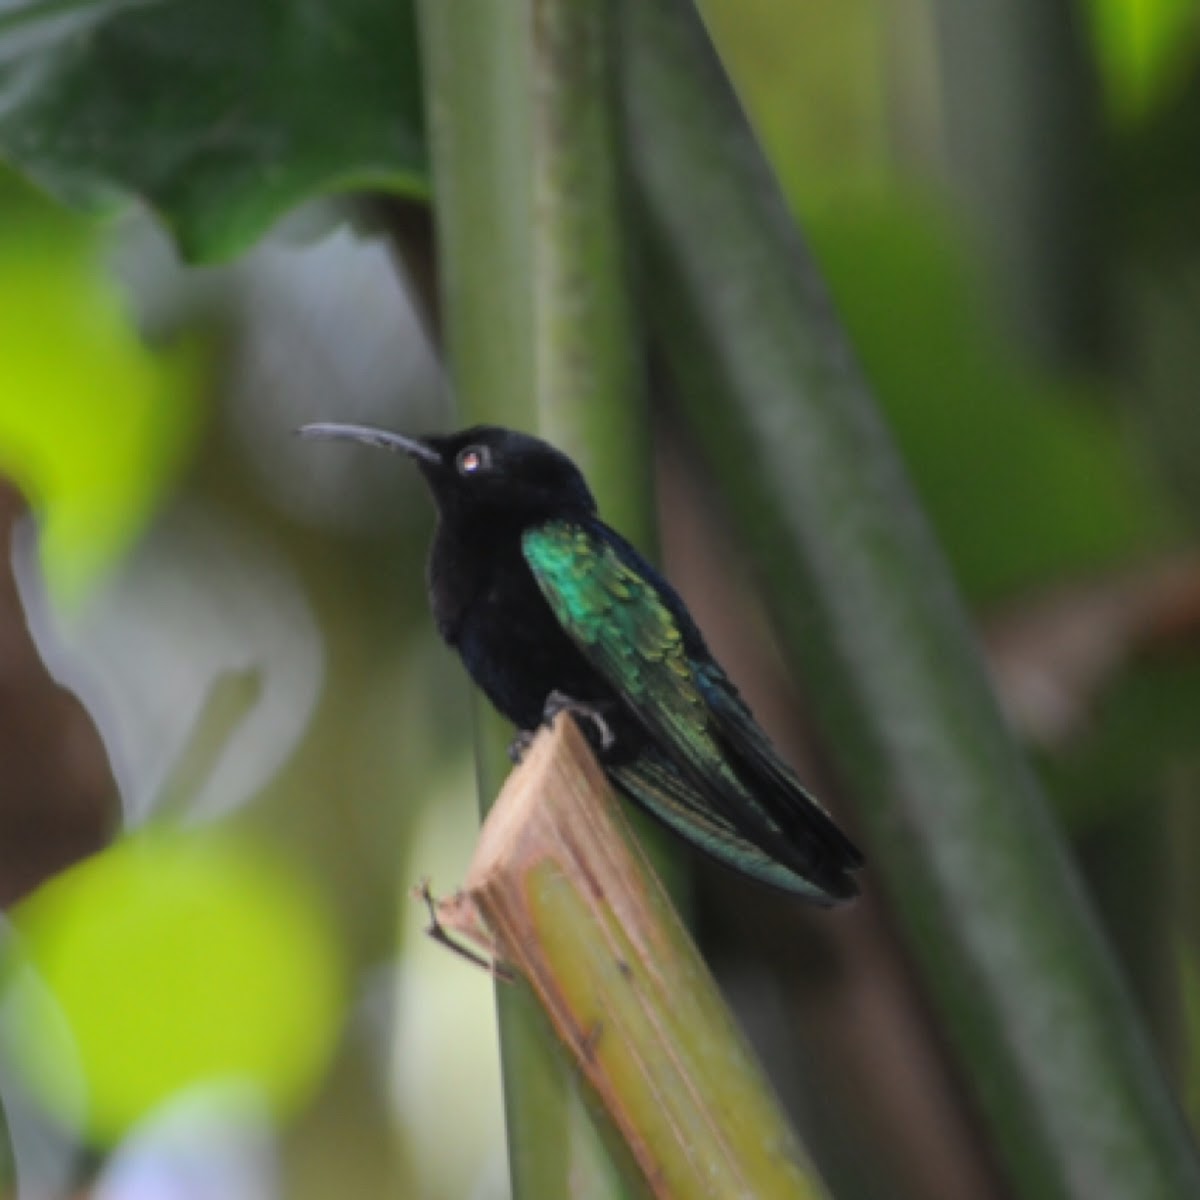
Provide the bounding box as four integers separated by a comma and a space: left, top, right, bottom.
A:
437, 716, 825, 1200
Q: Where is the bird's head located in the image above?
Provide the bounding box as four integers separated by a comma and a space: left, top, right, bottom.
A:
299, 422, 598, 525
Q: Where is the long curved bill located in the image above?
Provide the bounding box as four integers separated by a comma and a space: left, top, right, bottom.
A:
297, 422, 441, 464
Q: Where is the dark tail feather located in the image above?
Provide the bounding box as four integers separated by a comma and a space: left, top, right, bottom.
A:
611, 750, 857, 904
697, 667, 865, 876
721, 725, 864, 872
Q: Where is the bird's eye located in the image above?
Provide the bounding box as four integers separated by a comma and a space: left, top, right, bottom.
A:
457, 446, 490, 476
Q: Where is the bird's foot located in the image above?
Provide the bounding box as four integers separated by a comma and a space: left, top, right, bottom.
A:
543, 690, 616, 752
507, 729, 536, 764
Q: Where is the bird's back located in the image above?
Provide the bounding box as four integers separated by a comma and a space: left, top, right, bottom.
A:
522, 517, 863, 902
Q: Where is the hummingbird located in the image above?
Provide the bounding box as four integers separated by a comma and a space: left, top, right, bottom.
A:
301, 422, 863, 904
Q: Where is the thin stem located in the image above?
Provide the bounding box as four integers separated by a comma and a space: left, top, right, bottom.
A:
531, 0, 651, 541
416, 0, 647, 1194
416, 5, 568, 1197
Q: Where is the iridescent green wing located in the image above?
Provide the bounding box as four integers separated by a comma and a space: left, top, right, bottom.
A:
522, 520, 722, 766
521, 521, 790, 845
524, 519, 860, 901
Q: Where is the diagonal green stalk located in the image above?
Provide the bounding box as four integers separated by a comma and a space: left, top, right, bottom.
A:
618, 2, 1200, 1198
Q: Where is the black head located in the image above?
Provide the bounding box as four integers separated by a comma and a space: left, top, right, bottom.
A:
299, 422, 597, 525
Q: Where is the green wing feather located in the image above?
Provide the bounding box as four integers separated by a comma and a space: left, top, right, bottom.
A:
522, 520, 855, 901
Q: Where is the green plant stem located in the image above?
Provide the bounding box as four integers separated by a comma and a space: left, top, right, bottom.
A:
530, 0, 650, 541
417, 1, 647, 1194
416, 5, 568, 1197
415, 3, 535, 422
528, 4, 650, 1195
618, 2, 1200, 1198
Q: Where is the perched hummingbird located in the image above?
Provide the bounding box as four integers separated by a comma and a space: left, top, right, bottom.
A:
302, 422, 863, 903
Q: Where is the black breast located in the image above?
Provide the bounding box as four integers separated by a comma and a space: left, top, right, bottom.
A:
428, 521, 616, 730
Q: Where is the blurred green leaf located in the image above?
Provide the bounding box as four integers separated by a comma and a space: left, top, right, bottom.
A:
0, 0, 427, 261
808, 197, 1178, 601
699, 0, 888, 206
3, 829, 345, 1145
1086, 0, 1200, 119
1045, 655, 1200, 828
0, 176, 204, 602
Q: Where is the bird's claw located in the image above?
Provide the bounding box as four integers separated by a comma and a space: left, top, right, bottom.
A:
507, 730, 536, 764
543, 690, 616, 752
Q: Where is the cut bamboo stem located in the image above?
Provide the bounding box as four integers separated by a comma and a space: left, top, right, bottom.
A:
439, 717, 825, 1200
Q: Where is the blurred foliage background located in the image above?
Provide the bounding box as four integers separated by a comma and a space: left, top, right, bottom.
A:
0, 0, 1199, 1196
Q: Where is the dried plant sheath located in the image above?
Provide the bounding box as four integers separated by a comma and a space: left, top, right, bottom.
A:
453, 717, 825, 1200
